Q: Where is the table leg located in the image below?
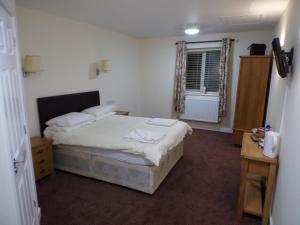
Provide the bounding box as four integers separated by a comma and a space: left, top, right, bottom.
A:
237, 159, 249, 219
262, 164, 277, 225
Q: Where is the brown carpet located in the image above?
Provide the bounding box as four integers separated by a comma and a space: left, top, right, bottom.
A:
37, 129, 260, 225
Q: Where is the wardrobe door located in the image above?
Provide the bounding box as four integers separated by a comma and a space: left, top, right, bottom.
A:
233, 56, 272, 145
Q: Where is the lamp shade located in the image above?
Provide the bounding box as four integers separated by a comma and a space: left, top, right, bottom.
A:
100, 59, 111, 72
23, 55, 44, 73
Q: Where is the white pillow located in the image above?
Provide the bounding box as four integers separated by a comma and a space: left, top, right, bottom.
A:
82, 104, 115, 117
46, 120, 93, 132
46, 112, 95, 127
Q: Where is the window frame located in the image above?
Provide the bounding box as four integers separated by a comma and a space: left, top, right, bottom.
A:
185, 47, 221, 96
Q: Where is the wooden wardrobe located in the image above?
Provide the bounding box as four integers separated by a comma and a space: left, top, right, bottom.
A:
233, 56, 272, 145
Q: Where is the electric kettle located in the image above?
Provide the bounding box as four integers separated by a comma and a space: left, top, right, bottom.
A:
263, 131, 280, 158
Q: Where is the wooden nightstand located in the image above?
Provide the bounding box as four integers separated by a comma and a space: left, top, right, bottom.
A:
115, 110, 130, 116
30, 137, 54, 181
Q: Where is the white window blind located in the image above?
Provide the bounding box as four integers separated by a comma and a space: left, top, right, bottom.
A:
186, 49, 221, 94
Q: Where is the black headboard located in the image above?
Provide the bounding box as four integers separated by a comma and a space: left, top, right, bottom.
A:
37, 91, 100, 136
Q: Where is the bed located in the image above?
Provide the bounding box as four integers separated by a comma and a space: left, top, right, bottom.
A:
37, 91, 191, 194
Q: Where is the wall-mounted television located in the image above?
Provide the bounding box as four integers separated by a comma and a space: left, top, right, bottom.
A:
272, 37, 294, 78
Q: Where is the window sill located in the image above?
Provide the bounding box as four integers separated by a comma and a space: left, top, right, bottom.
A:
186, 91, 219, 97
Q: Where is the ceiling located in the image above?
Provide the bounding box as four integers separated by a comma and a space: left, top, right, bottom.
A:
16, 0, 289, 38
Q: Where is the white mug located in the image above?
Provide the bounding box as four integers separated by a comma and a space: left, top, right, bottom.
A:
263, 131, 280, 158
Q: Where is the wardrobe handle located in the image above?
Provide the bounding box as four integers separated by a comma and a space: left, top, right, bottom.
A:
37, 149, 43, 154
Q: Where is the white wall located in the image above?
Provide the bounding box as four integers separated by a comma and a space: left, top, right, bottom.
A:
265, 9, 291, 132
140, 30, 273, 131
266, 0, 300, 224
17, 6, 274, 136
16, 6, 142, 136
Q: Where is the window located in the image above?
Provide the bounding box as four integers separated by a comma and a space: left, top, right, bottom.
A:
186, 49, 221, 94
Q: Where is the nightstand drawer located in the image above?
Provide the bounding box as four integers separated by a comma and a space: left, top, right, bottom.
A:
31, 137, 54, 181
32, 146, 52, 159
34, 164, 52, 180
33, 156, 52, 180
32, 145, 51, 157
33, 150, 52, 165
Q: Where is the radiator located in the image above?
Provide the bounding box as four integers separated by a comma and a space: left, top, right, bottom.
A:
180, 95, 219, 123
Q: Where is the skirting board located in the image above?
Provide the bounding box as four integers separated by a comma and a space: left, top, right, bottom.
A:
38, 207, 41, 222
189, 125, 233, 134
181, 119, 233, 134
270, 215, 274, 225
218, 127, 233, 133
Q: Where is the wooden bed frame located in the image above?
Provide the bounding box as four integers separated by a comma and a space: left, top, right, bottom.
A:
37, 91, 184, 194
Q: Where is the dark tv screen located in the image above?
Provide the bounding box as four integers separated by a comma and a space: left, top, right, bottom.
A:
272, 38, 289, 78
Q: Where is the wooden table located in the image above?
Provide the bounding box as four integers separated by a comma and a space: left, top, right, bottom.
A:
237, 133, 278, 225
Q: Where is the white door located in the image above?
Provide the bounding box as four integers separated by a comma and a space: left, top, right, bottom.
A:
0, 0, 39, 225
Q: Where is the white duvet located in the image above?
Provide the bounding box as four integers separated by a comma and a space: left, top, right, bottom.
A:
47, 115, 192, 166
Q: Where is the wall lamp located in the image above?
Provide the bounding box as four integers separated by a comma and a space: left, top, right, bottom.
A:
96, 59, 111, 76
22, 55, 44, 77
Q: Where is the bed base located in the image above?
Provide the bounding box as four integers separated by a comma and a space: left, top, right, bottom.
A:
53, 141, 183, 194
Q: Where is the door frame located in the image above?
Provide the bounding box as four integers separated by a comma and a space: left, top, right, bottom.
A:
0, 0, 39, 224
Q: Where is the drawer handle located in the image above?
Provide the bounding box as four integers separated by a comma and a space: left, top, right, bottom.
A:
39, 159, 45, 164
39, 169, 46, 174
37, 150, 44, 154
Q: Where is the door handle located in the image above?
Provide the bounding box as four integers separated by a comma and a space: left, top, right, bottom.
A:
13, 158, 26, 174
13, 158, 25, 174
14, 158, 25, 164
13, 150, 27, 174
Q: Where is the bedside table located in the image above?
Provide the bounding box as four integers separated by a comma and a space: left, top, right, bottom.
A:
30, 137, 54, 181
115, 110, 130, 116
237, 133, 278, 225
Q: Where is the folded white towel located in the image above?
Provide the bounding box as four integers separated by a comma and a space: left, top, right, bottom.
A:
147, 118, 178, 127
124, 129, 165, 144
